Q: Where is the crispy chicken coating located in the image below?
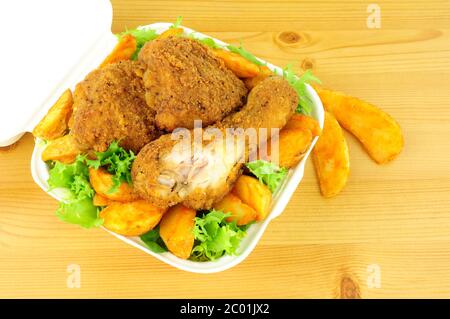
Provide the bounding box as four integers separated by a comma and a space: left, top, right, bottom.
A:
132, 76, 298, 210
71, 61, 159, 153
138, 37, 248, 131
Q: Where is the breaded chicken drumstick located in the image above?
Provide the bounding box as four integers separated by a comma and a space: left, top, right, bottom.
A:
71, 61, 160, 153
138, 37, 248, 131
131, 76, 298, 210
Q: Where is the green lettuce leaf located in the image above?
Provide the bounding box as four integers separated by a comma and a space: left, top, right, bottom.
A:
116, 17, 184, 60
190, 210, 247, 261
48, 141, 133, 229
85, 141, 135, 193
47, 155, 102, 228
56, 198, 102, 229
116, 28, 158, 60
188, 31, 264, 68
69, 175, 94, 199
246, 160, 288, 192
227, 41, 265, 66
170, 16, 183, 29
198, 37, 223, 49
186, 32, 224, 49
140, 227, 168, 253
282, 64, 321, 115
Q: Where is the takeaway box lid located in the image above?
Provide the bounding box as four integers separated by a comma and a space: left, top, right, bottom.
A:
0, 0, 114, 146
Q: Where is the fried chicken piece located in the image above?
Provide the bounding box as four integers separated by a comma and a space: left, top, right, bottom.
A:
138, 37, 248, 131
132, 76, 298, 210
71, 60, 159, 153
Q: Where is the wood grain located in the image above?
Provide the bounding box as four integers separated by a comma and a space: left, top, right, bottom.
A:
1, 0, 450, 298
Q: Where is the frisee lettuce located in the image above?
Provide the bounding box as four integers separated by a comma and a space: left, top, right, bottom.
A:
47, 141, 136, 228
140, 226, 168, 253
246, 160, 288, 192
187, 33, 224, 49
199, 37, 222, 48
227, 42, 265, 66
116, 17, 184, 60
282, 64, 321, 115
116, 28, 158, 60
190, 210, 247, 261
170, 16, 183, 29
48, 155, 102, 228
85, 141, 136, 194
188, 34, 264, 66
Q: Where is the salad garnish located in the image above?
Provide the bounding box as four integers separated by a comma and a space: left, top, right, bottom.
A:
246, 160, 288, 192
227, 41, 266, 66
282, 64, 321, 115
85, 141, 136, 193
47, 141, 135, 228
140, 226, 168, 253
116, 28, 158, 60
170, 16, 183, 29
48, 155, 101, 228
190, 210, 248, 261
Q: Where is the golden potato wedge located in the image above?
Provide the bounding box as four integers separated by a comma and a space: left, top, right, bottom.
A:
267, 128, 313, 168
41, 134, 81, 164
89, 168, 139, 202
213, 48, 260, 78
316, 87, 403, 164
283, 114, 322, 136
232, 175, 272, 221
158, 27, 183, 39
33, 89, 73, 140
159, 204, 196, 259
312, 112, 350, 198
100, 34, 137, 68
67, 114, 74, 131
93, 194, 114, 207
263, 115, 320, 168
100, 200, 166, 236
214, 193, 257, 226
67, 84, 82, 130
243, 65, 273, 90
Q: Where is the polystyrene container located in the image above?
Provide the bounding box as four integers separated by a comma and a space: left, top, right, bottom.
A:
2, 1, 324, 273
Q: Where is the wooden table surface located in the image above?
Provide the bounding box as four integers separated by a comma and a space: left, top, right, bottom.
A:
1, 0, 450, 298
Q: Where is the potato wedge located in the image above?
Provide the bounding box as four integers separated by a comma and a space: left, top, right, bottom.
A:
263, 115, 320, 168
67, 84, 82, 130
89, 168, 139, 202
316, 88, 403, 164
158, 27, 183, 39
159, 204, 196, 259
93, 194, 114, 207
100, 200, 165, 236
232, 175, 272, 221
41, 134, 81, 164
213, 48, 260, 78
243, 65, 273, 90
100, 34, 137, 68
67, 113, 75, 131
312, 112, 350, 198
267, 128, 313, 168
214, 193, 257, 226
33, 89, 73, 140
283, 114, 322, 136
